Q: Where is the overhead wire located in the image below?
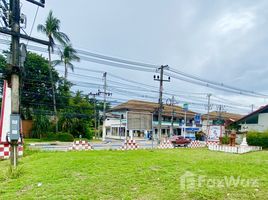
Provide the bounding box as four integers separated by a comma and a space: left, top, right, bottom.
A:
0, 38, 257, 113
168, 67, 268, 98
0, 37, 265, 99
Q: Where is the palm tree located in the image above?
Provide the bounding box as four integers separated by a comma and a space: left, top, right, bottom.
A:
37, 10, 70, 132
53, 44, 80, 79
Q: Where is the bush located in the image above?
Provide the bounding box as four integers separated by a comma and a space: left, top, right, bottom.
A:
195, 132, 202, 140
195, 131, 205, 141
57, 132, 74, 142
247, 131, 268, 148
43, 132, 74, 142
85, 129, 94, 140
221, 135, 229, 144
31, 115, 51, 138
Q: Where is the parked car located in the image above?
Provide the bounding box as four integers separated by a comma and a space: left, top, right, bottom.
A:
170, 135, 191, 147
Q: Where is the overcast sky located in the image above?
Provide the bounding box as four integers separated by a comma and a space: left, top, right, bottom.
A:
3, 0, 268, 114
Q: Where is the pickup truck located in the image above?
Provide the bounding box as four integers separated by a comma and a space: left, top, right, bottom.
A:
169, 135, 191, 147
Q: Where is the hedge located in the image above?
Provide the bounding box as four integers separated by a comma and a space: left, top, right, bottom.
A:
43, 132, 74, 142
247, 131, 268, 148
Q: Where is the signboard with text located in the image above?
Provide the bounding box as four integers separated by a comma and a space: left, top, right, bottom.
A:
194, 114, 201, 124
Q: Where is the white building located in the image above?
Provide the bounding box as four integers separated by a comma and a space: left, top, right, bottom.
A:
234, 105, 268, 132
103, 100, 201, 140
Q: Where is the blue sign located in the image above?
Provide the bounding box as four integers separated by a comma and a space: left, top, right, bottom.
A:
194, 114, 201, 124
185, 127, 200, 132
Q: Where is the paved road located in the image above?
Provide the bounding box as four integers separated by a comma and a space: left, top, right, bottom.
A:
28, 139, 157, 151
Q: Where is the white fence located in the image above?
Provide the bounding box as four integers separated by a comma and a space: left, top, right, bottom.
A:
208, 145, 262, 154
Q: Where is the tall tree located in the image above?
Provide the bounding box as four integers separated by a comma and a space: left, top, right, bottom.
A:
53, 44, 80, 79
20, 52, 61, 119
37, 10, 70, 132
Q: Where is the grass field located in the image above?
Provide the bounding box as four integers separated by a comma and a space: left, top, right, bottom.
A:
0, 148, 267, 200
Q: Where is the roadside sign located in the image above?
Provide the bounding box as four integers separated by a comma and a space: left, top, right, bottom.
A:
183, 103, 188, 112
194, 114, 201, 124
127, 111, 152, 130
185, 127, 200, 132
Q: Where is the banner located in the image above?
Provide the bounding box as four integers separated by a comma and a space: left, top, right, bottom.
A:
208, 126, 224, 140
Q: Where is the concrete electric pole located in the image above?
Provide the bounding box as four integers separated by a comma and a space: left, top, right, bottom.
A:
154, 65, 170, 143
206, 94, 212, 137
98, 72, 112, 141
88, 92, 100, 139
9, 0, 21, 167
216, 105, 226, 121
170, 95, 175, 137
0, 0, 47, 167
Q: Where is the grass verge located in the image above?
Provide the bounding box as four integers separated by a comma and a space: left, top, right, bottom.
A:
0, 149, 267, 200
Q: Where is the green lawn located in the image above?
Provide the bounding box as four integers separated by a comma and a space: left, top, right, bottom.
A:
0, 149, 267, 200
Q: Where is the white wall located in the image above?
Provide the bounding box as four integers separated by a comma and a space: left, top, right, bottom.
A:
258, 113, 268, 130
240, 113, 268, 132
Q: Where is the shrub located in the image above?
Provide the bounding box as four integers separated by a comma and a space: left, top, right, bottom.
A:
57, 132, 74, 142
221, 135, 229, 144
195, 132, 202, 140
85, 129, 94, 140
31, 115, 51, 138
195, 131, 205, 141
247, 131, 268, 148
43, 132, 74, 142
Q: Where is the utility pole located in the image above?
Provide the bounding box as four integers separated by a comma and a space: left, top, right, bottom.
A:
9, 0, 20, 168
182, 103, 189, 138
88, 92, 100, 139
98, 110, 101, 139
98, 72, 112, 141
216, 105, 226, 138
216, 105, 226, 120
0, 0, 47, 167
154, 65, 170, 143
103, 72, 107, 124
170, 95, 175, 137
206, 94, 212, 138
251, 104, 254, 113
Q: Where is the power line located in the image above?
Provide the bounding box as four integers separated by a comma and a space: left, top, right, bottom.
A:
165, 71, 266, 98
0, 37, 266, 99
27, 5, 39, 45
167, 67, 268, 98
16, 75, 252, 112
